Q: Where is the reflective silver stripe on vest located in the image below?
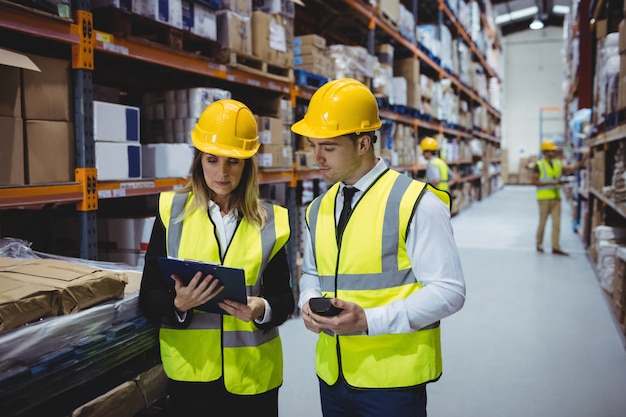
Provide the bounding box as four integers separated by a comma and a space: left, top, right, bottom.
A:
321, 320, 440, 337
161, 312, 222, 330
250, 200, 276, 296
223, 327, 279, 348
307, 194, 323, 258
168, 192, 188, 259
314, 174, 418, 292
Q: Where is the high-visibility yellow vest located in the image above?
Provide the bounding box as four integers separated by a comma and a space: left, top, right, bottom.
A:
305, 170, 443, 389
158, 191, 290, 394
428, 157, 450, 191
536, 158, 562, 200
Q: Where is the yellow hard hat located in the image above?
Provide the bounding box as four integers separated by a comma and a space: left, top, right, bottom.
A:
540, 140, 558, 151
291, 78, 382, 138
191, 99, 259, 159
420, 137, 438, 151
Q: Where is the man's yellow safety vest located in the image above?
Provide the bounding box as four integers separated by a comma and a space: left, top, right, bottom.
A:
536, 158, 563, 200
305, 170, 445, 389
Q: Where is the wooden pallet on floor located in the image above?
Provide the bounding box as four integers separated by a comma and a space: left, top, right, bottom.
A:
218, 50, 294, 83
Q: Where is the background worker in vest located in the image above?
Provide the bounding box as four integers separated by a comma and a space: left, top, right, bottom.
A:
532, 139, 587, 256
419, 136, 455, 191
291, 78, 466, 417
139, 99, 294, 417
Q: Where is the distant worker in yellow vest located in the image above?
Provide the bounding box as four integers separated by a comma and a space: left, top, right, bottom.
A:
532, 140, 586, 256
139, 99, 294, 417
291, 78, 466, 417
420, 137, 455, 191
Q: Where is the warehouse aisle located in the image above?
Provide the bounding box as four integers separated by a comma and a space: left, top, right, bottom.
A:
278, 185, 626, 417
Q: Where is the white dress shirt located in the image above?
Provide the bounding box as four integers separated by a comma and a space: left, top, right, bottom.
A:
298, 158, 466, 335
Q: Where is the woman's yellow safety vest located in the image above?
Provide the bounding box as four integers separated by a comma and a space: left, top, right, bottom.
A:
305, 170, 445, 389
536, 158, 563, 200
158, 191, 290, 395
428, 157, 450, 191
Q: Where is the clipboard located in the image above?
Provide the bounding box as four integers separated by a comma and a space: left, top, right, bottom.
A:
157, 257, 247, 314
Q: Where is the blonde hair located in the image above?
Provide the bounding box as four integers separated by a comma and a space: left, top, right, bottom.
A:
176, 151, 267, 228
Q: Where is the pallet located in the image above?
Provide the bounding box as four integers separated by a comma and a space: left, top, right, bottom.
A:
294, 68, 328, 89
219, 50, 294, 83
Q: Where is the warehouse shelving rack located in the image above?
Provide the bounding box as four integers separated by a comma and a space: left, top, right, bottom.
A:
1, 0, 502, 261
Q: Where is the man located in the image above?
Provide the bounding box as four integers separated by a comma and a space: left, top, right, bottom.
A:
420, 136, 455, 191
532, 140, 586, 256
291, 78, 466, 417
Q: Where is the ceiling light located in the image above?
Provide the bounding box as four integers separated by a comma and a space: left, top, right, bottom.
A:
529, 17, 544, 30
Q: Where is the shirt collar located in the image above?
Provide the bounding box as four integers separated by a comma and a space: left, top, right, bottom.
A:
341, 158, 387, 193
208, 200, 239, 220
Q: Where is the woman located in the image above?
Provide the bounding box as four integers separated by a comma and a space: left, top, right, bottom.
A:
139, 99, 294, 417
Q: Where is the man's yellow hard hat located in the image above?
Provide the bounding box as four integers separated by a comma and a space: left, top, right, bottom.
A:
420, 137, 438, 151
291, 78, 382, 138
540, 140, 558, 152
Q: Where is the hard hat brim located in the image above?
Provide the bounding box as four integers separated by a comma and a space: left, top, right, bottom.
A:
191, 133, 260, 159
291, 118, 382, 139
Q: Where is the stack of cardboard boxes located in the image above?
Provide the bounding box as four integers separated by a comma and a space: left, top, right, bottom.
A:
0, 50, 74, 187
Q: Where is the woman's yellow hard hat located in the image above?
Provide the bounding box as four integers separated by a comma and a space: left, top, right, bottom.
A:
191, 99, 259, 159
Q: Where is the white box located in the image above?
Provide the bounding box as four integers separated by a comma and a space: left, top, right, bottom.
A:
94, 101, 140, 142
133, 0, 183, 29
182, 0, 218, 40
95, 142, 142, 180
142, 143, 194, 178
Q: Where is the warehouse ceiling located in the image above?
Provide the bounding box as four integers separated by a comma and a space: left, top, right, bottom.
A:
492, 0, 571, 36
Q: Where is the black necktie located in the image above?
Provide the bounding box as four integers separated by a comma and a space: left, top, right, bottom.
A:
337, 186, 357, 243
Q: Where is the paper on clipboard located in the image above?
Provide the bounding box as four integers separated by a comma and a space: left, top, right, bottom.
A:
157, 257, 247, 314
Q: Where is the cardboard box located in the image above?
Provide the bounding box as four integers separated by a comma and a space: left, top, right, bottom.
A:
294, 34, 326, 49
22, 53, 72, 121
221, 0, 252, 15
25, 120, 75, 184
258, 144, 292, 168
0, 257, 127, 333
0, 116, 24, 186
256, 115, 284, 145
217, 9, 252, 54
95, 142, 141, 180
251, 11, 293, 68
0, 65, 21, 118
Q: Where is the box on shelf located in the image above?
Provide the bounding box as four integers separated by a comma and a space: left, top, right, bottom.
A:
182, 0, 218, 40
22, 53, 71, 121
94, 101, 140, 142
216, 9, 252, 54
294, 34, 326, 49
142, 143, 194, 178
256, 115, 285, 146
221, 0, 252, 16
0, 64, 21, 118
251, 11, 293, 68
98, 216, 155, 267
95, 142, 142, 180
252, 0, 297, 18
0, 116, 24, 186
258, 144, 292, 168
25, 120, 74, 185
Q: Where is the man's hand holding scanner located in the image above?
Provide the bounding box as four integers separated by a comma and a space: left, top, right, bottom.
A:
171, 271, 224, 312
303, 297, 369, 335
